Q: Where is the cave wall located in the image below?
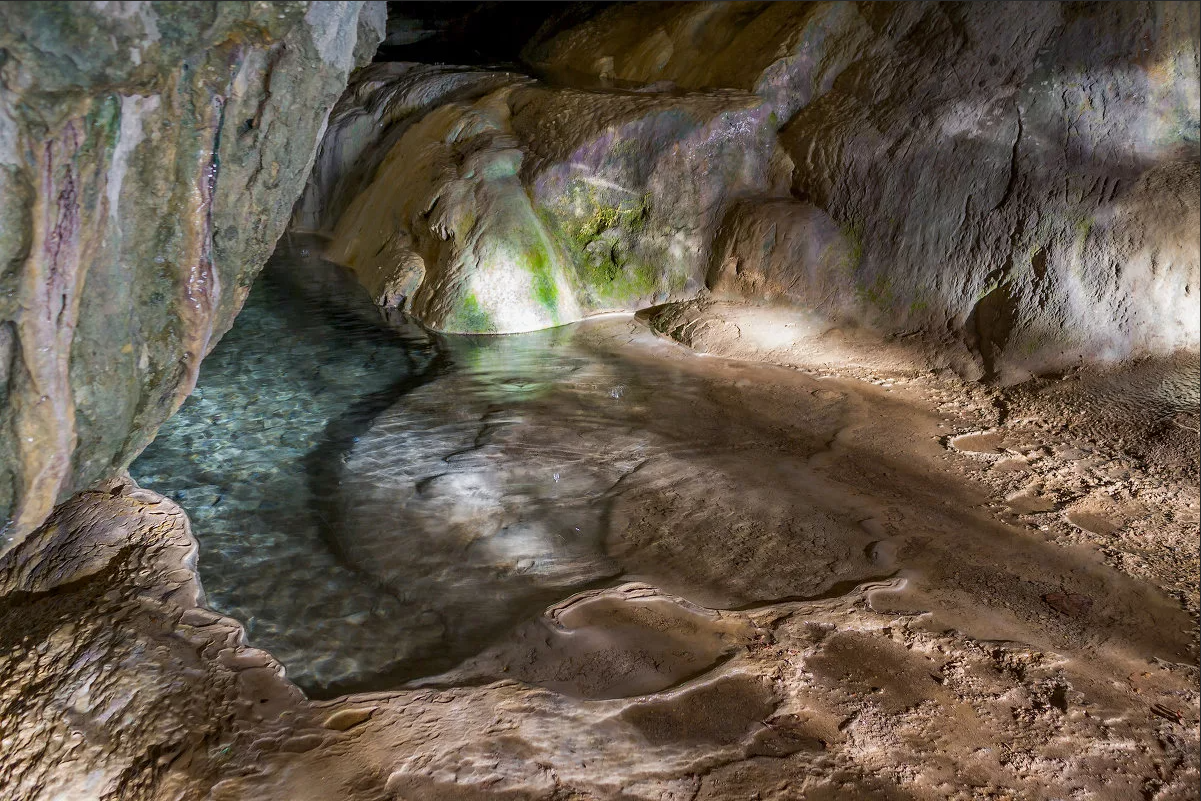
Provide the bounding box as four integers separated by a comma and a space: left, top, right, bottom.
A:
303, 65, 785, 333
0, 1, 385, 549
527, 0, 1201, 381
307, 1, 1198, 377
3, 1, 1190, 545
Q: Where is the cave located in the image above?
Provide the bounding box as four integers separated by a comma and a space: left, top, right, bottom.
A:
1, 2, 1198, 799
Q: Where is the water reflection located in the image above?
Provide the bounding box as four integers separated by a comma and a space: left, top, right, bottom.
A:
134, 240, 882, 696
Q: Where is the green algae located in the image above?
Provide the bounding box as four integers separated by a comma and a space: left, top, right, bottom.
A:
839, 221, 864, 275
856, 273, 895, 311
975, 276, 1003, 303
525, 240, 560, 314
452, 293, 493, 333
541, 183, 658, 305
1072, 214, 1095, 252
576, 246, 658, 301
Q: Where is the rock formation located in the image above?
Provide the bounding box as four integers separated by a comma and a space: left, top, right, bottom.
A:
3, 321, 1197, 799
0, 3, 1198, 800
305, 66, 782, 333
303, 2, 1198, 377
0, 1, 384, 548
526, 1, 1201, 381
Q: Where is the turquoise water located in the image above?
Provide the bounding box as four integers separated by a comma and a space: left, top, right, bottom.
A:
132, 239, 444, 694
132, 238, 1200, 701
133, 238, 881, 697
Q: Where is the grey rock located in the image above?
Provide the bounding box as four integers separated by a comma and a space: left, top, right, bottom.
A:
524, 1, 1201, 379
0, 1, 384, 548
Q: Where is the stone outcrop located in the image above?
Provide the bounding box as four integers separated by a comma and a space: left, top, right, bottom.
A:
300, 1, 1200, 375
777, 1, 1199, 381
0, 478, 298, 800
514, 85, 781, 315
527, 1, 1201, 380
523, 1, 872, 124
707, 199, 858, 314
305, 65, 782, 333
384, 0, 1191, 381
291, 62, 525, 236
0, 1, 384, 548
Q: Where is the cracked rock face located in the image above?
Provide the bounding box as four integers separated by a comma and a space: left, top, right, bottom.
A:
526, 1, 1201, 379
0, 1, 384, 549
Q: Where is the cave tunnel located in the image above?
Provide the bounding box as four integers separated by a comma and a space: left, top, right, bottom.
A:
0, 2, 1198, 799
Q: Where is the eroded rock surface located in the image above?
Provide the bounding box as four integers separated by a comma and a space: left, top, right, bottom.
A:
1, 3, 1199, 800
0, 478, 302, 800
3, 324, 1197, 799
98, 251, 1201, 798
524, 1, 871, 123
528, 1, 1201, 379
778, 1, 1200, 381
706, 199, 858, 310
305, 63, 781, 332
0, 1, 384, 548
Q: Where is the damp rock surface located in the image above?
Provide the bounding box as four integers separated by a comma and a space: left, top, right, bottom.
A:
76, 245, 1194, 801
132, 243, 879, 694
305, 62, 781, 333
311, 1, 1200, 378
0, 3, 1198, 799
530, 0, 1201, 381
0, 1, 385, 548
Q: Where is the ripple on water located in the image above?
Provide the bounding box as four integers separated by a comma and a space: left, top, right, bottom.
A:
134, 239, 884, 696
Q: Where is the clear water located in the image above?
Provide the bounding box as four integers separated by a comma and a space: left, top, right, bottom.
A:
132, 238, 1201, 699
131, 238, 443, 694
133, 239, 886, 696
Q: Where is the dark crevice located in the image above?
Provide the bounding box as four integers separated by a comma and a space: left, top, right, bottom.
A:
993, 102, 1023, 212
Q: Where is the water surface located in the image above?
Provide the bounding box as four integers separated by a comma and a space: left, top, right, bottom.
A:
133, 239, 881, 695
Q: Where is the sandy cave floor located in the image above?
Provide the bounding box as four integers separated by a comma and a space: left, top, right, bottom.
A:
0, 303, 1198, 801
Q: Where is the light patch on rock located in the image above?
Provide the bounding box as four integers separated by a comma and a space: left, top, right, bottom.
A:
137, 2, 159, 42
358, 0, 386, 44
305, 1, 359, 73
107, 94, 159, 226
0, 101, 18, 166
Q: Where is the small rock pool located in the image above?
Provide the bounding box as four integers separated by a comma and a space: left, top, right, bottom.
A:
132, 238, 892, 697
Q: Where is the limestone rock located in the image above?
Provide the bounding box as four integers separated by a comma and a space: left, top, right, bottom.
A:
514, 84, 780, 313
320, 71, 780, 332
0, 1, 384, 548
0, 478, 303, 800
292, 61, 527, 234
779, 1, 1200, 381
324, 83, 584, 333
527, 1, 1201, 380
707, 199, 857, 312
523, 1, 872, 124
